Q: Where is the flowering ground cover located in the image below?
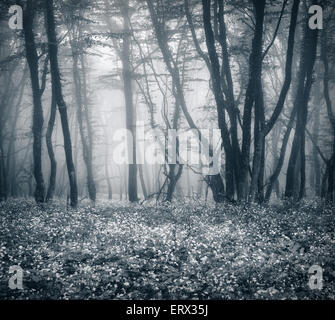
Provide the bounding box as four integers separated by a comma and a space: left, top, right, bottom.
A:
0, 199, 334, 299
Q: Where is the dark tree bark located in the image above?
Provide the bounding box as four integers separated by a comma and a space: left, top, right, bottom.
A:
165, 164, 183, 202
216, 0, 241, 200
185, 0, 241, 200
165, 77, 183, 202
260, 0, 300, 202
0, 58, 18, 200
201, 0, 236, 201
23, 0, 45, 203
45, 0, 78, 207
45, 83, 57, 202
138, 165, 147, 200
249, 0, 266, 202
311, 101, 321, 197
271, 128, 280, 198
121, 1, 138, 202
285, 6, 319, 199
147, 0, 225, 202
265, 105, 297, 201
265, 0, 300, 135
0, 145, 6, 201
321, 27, 335, 202
239, 0, 266, 201
208, 173, 225, 202
271, 125, 281, 198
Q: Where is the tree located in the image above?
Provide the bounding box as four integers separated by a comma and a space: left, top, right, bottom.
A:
45, 80, 57, 201
263, 0, 300, 201
147, 0, 227, 202
285, 2, 319, 199
201, 0, 235, 202
320, 17, 335, 202
120, 0, 138, 202
68, 17, 96, 202
23, 0, 45, 203
45, 0, 78, 207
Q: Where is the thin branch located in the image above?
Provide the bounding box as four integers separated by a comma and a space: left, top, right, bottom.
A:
262, 0, 288, 60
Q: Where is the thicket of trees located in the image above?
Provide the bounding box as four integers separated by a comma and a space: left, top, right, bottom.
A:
0, 0, 334, 207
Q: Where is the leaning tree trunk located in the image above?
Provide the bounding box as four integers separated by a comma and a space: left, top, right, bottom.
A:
45, 83, 57, 201
265, 105, 297, 202
147, 0, 226, 202
165, 81, 183, 202
45, 0, 78, 207
23, 0, 45, 203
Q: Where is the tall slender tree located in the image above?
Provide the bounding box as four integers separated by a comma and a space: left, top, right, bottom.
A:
285, 3, 319, 199
23, 0, 45, 203
45, 0, 78, 207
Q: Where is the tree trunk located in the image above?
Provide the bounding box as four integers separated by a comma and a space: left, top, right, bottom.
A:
105, 161, 113, 200
321, 27, 335, 202
202, 0, 233, 201
45, 0, 78, 207
208, 173, 225, 202
80, 54, 96, 202
121, 1, 138, 202
45, 83, 57, 201
70, 36, 96, 202
271, 125, 281, 198
187, 0, 240, 200
165, 164, 183, 202
148, 0, 225, 202
139, 164, 148, 200
285, 7, 318, 199
239, 0, 266, 201
265, 105, 297, 201
23, 0, 45, 203
264, 0, 300, 135
311, 106, 321, 196
0, 144, 6, 201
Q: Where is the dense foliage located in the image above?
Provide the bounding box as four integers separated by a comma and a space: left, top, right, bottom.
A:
0, 199, 334, 299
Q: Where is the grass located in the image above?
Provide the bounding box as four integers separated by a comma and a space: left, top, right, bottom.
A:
0, 198, 334, 299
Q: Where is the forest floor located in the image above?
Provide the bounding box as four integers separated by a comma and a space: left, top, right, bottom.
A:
0, 198, 334, 300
